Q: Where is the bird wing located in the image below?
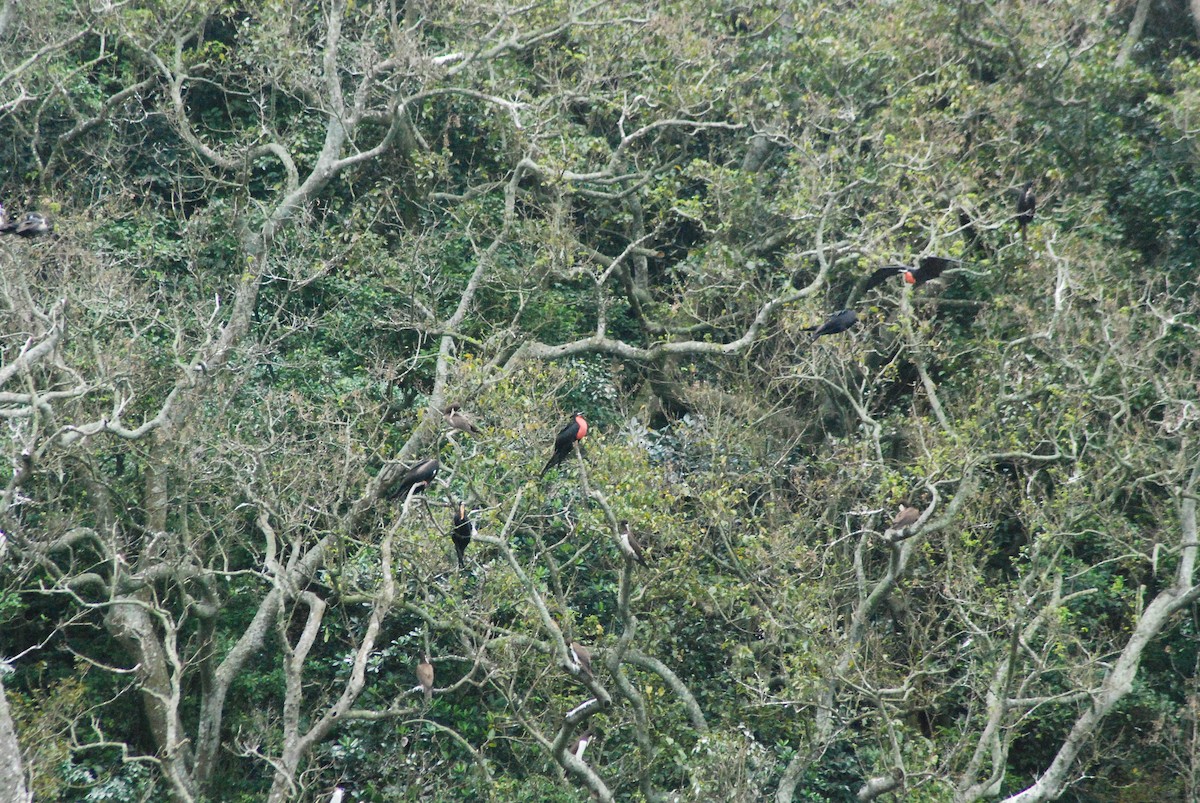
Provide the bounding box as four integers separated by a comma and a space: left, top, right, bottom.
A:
1017, 185, 1036, 215
395, 459, 437, 494
862, 265, 905, 293
570, 643, 592, 676
554, 420, 580, 452
891, 507, 921, 528
916, 256, 958, 281
451, 412, 480, 433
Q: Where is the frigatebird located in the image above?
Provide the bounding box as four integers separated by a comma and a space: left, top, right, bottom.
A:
451, 502, 475, 567
570, 729, 594, 760
1016, 181, 1036, 238
619, 521, 648, 567
10, 212, 52, 238
416, 655, 434, 704
890, 504, 920, 530
862, 256, 959, 294
570, 641, 593, 680
541, 413, 588, 476
444, 404, 480, 435
389, 458, 439, 499
804, 309, 858, 340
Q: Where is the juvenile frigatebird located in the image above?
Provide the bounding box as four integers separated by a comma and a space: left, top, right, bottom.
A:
541, 412, 588, 476
569, 641, 593, 680
890, 504, 920, 530
804, 309, 858, 340
619, 521, 648, 567
1016, 181, 1036, 238
862, 256, 960, 294
451, 502, 475, 567
11, 212, 52, 238
389, 458, 439, 499
570, 729, 594, 760
444, 404, 480, 435
416, 655, 434, 704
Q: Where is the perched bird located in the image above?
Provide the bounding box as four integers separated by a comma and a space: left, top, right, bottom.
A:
389, 458, 439, 499
569, 641, 593, 680
416, 655, 434, 704
570, 729, 594, 760
862, 256, 959, 294
618, 521, 648, 567
1016, 181, 1036, 238
444, 404, 480, 435
890, 504, 920, 530
804, 309, 858, 340
541, 412, 588, 476
451, 502, 475, 567
13, 212, 52, 238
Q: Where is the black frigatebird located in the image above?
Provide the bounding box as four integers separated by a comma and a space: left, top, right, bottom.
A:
541, 412, 588, 476
804, 309, 858, 340
389, 458, 439, 499
862, 256, 960, 294
1016, 181, 1036, 238
451, 502, 475, 567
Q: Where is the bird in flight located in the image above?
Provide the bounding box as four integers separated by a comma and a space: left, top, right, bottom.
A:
862, 256, 960, 294
443, 404, 480, 435
541, 413, 588, 476
451, 502, 475, 568
389, 458, 439, 499
804, 309, 858, 340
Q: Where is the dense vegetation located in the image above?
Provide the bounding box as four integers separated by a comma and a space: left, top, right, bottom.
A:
3, 1, 1200, 800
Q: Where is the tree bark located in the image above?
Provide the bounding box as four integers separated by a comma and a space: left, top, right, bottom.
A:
1003, 486, 1200, 802
0, 679, 30, 803
1116, 0, 1152, 67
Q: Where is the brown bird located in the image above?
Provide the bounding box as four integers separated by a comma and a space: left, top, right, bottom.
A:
570, 728, 594, 760
12, 211, 52, 238
444, 404, 480, 435
569, 641, 593, 680
618, 521, 648, 567
416, 655, 434, 704
890, 504, 920, 530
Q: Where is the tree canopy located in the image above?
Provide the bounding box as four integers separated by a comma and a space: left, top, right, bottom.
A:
3, 1, 1200, 801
